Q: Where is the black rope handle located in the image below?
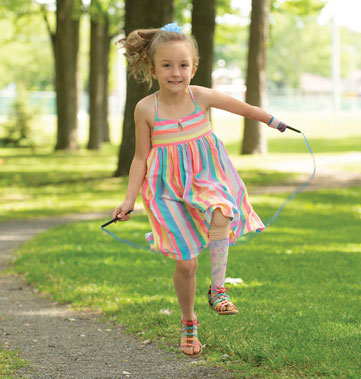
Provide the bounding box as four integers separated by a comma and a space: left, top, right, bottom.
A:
101, 210, 134, 228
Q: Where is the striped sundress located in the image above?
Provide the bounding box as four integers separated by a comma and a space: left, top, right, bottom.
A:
142, 87, 264, 260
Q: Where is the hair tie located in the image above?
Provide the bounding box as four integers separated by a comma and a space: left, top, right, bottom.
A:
161, 22, 183, 34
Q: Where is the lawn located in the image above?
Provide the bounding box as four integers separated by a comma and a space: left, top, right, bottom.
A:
10, 187, 361, 377
1, 113, 361, 376
1, 119, 360, 221
0, 143, 299, 221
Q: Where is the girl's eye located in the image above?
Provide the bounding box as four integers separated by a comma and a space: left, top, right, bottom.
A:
181, 63, 190, 67
162, 64, 171, 68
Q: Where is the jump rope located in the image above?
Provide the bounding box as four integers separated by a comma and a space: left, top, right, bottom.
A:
101, 125, 316, 248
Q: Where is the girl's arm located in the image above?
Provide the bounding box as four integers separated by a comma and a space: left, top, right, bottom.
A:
113, 101, 151, 221
194, 86, 286, 131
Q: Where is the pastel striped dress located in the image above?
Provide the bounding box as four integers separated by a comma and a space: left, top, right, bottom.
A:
142, 87, 264, 260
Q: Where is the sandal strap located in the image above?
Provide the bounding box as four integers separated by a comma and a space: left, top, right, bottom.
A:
180, 317, 202, 350
209, 286, 237, 312
181, 318, 199, 327
181, 318, 199, 338
180, 336, 202, 348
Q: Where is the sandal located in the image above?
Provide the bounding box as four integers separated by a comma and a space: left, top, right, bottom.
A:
208, 285, 239, 315
180, 317, 202, 358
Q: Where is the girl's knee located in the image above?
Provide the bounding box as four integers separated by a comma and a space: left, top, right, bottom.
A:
175, 257, 198, 276
209, 208, 230, 240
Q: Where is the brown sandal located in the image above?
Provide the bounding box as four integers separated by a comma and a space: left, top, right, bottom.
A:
180, 317, 202, 358
208, 285, 239, 315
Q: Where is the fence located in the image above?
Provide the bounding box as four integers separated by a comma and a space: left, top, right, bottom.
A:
1, 90, 361, 117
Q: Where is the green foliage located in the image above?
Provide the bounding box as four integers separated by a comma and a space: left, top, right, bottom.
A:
273, 0, 326, 16
12, 186, 361, 377
0, 85, 36, 147
174, 0, 236, 25
216, 0, 236, 16
0, 0, 358, 92
214, 23, 248, 71
0, 11, 53, 90
267, 14, 331, 87
174, 0, 191, 25
0, 0, 34, 17
88, 0, 124, 34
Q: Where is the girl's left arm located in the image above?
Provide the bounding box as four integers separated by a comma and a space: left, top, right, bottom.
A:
196, 86, 272, 124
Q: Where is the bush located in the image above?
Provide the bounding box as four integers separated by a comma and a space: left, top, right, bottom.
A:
0, 85, 35, 147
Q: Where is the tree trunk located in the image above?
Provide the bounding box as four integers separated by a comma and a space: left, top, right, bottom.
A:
102, 18, 111, 143
191, 0, 215, 88
55, 0, 80, 150
114, 0, 173, 177
241, 0, 270, 155
88, 2, 105, 150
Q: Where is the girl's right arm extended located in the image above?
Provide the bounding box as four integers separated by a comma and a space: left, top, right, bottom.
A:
113, 101, 152, 221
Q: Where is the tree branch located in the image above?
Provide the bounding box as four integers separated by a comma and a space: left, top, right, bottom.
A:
40, 4, 55, 39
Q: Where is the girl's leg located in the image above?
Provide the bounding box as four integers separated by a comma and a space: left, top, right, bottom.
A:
209, 209, 238, 314
174, 257, 201, 356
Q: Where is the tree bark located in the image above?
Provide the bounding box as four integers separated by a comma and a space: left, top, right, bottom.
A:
114, 0, 174, 177
191, 0, 215, 88
102, 18, 111, 143
54, 0, 80, 150
88, 4, 105, 150
241, 0, 270, 155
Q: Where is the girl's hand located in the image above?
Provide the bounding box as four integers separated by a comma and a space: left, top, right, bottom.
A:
112, 202, 134, 222
268, 116, 287, 132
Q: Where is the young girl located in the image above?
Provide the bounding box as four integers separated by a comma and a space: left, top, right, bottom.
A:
113, 23, 287, 358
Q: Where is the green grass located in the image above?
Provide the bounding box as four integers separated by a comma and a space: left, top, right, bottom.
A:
225, 136, 361, 155
0, 145, 130, 221
0, 145, 299, 221
0, 349, 29, 377
11, 187, 361, 378
1, 111, 360, 221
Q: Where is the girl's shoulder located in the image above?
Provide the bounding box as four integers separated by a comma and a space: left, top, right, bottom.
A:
190, 85, 215, 111
135, 94, 155, 128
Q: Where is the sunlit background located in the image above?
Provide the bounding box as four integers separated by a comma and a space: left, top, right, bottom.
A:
0, 0, 360, 145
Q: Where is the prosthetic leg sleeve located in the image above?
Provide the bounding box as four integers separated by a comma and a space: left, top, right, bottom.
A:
209, 209, 231, 289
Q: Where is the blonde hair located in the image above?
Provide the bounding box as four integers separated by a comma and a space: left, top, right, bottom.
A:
119, 28, 199, 87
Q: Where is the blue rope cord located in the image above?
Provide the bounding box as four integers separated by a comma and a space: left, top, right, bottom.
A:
101, 225, 149, 250
263, 131, 316, 228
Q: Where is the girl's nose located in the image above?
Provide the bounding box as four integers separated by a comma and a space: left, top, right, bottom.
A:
171, 67, 180, 76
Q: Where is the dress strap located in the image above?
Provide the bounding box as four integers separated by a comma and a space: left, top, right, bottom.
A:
188, 86, 197, 106
154, 91, 159, 119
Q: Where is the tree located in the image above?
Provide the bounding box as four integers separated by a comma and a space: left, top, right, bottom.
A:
191, 0, 216, 88
41, 0, 82, 150
241, 0, 326, 154
87, 0, 123, 150
88, 0, 107, 150
241, 0, 270, 155
114, 0, 174, 177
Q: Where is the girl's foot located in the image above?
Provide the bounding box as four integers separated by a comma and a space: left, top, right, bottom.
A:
180, 317, 202, 358
208, 285, 239, 315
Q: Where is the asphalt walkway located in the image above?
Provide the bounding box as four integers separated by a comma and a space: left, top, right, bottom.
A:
0, 213, 233, 378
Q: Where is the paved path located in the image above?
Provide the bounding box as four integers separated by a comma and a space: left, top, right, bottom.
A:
0, 214, 233, 379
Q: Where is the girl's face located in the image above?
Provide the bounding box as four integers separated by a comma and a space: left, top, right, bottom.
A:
151, 41, 196, 93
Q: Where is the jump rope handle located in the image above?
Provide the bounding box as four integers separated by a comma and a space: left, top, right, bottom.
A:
101, 210, 134, 228
286, 125, 301, 133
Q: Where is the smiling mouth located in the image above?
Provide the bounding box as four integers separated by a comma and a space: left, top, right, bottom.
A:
169, 81, 182, 84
